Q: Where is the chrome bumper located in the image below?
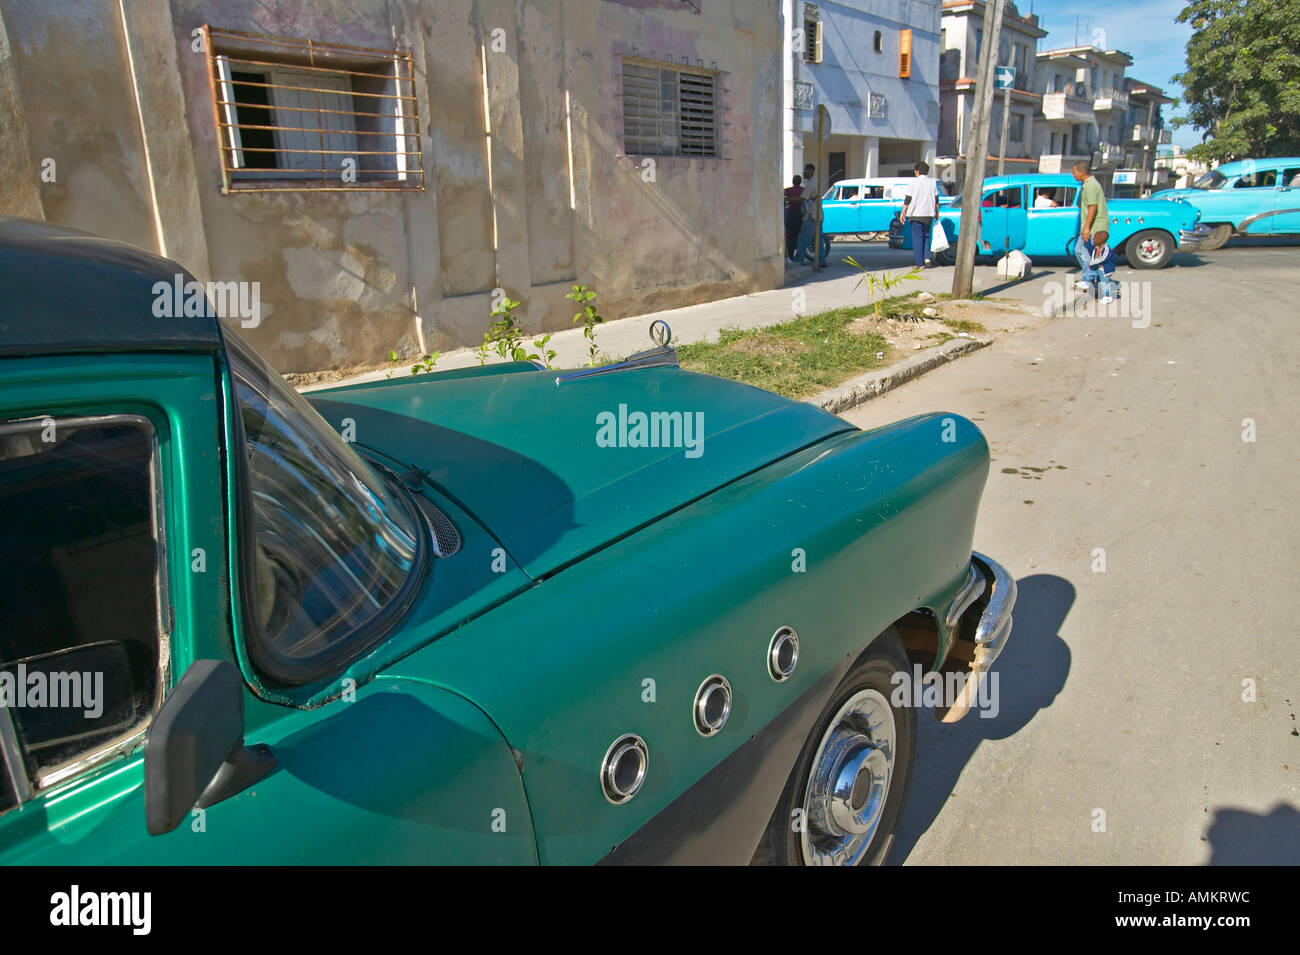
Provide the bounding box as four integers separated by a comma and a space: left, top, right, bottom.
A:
970, 551, 1016, 661
1178, 222, 1211, 251
939, 551, 1016, 723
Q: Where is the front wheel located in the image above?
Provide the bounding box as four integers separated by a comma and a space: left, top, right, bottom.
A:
1125, 229, 1175, 269
1197, 223, 1233, 252
757, 628, 917, 865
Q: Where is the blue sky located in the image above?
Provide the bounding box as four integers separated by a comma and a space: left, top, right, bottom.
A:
1025, 0, 1201, 149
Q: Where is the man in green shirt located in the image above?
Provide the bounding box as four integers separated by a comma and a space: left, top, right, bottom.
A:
1072, 160, 1114, 302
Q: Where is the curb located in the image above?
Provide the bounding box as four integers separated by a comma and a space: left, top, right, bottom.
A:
806, 336, 991, 415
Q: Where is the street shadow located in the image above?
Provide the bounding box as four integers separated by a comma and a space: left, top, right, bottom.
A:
891, 573, 1075, 863
1163, 253, 1210, 268
1204, 803, 1300, 864
1222, 235, 1300, 249
976, 270, 1056, 296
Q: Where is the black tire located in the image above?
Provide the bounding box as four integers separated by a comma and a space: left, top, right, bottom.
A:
1124, 229, 1175, 269
756, 627, 917, 866
1197, 223, 1233, 252
934, 246, 956, 266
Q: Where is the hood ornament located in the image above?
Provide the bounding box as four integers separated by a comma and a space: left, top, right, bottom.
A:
555, 321, 678, 384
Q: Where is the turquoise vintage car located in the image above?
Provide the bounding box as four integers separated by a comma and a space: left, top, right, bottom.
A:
821, 177, 958, 236
890, 173, 1208, 268
0, 218, 1015, 866
1150, 157, 1300, 250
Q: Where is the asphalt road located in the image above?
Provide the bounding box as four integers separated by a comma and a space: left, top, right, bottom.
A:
839, 242, 1300, 865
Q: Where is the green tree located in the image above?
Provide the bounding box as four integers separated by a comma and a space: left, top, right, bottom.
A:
1171, 0, 1300, 162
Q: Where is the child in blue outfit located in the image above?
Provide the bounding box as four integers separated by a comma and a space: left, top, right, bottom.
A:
1075, 237, 1117, 301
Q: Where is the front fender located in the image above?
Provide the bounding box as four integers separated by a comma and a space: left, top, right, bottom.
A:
387, 412, 990, 863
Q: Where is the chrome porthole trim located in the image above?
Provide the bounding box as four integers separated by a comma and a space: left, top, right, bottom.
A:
693, 674, 733, 737
601, 733, 649, 805
768, 627, 800, 682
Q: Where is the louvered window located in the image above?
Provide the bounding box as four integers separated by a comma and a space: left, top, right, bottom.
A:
803, 18, 822, 63
899, 29, 912, 78
622, 58, 720, 158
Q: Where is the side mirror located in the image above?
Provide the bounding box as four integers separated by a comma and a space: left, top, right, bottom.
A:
144, 660, 276, 836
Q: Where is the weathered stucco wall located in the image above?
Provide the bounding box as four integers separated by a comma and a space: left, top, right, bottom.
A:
0, 0, 782, 374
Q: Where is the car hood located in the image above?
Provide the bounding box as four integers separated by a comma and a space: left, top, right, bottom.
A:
308, 365, 852, 578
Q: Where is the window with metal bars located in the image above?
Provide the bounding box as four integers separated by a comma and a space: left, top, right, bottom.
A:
203, 26, 423, 192
621, 58, 721, 158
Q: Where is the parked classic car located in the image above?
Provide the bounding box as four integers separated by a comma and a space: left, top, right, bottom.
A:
1149, 157, 1300, 250
821, 177, 957, 236
0, 217, 1015, 866
889, 173, 1208, 268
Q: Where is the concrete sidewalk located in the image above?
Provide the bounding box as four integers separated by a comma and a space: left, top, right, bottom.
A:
301, 242, 1064, 391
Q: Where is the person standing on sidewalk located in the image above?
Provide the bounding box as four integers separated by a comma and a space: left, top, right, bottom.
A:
784, 174, 805, 262
1072, 160, 1115, 303
795, 164, 829, 266
899, 161, 938, 269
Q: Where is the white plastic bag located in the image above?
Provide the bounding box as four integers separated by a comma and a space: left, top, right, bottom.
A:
930, 224, 950, 253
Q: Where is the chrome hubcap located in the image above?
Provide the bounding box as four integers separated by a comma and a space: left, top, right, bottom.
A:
800, 688, 896, 865
1138, 238, 1164, 262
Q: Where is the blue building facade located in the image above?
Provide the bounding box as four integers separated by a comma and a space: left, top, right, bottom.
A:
783, 0, 942, 188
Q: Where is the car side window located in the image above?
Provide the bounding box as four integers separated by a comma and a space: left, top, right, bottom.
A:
983, 186, 1023, 208
0, 415, 164, 795
1235, 169, 1276, 188
1282, 168, 1300, 187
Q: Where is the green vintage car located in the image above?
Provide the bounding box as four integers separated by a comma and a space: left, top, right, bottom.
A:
0, 218, 1015, 866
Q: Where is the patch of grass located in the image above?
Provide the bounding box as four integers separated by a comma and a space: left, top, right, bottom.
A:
935, 291, 987, 301
675, 303, 892, 398
941, 317, 986, 335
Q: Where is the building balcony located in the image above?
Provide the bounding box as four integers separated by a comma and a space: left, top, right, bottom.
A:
1038, 153, 1091, 174
1094, 89, 1129, 111
1042, 89, 1094, 124
1097, 142, 1126, 164
1130, 124, 1168, 144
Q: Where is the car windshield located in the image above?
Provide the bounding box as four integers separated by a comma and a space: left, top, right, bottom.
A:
1191, 170, 1227, 190
225, 332, 419, 681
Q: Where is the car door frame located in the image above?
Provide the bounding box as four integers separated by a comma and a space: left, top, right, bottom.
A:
0, 352, 224, 861
1025, 183, 1080, 257
980, 183, 1028, 254
1268, 165, 1300, 234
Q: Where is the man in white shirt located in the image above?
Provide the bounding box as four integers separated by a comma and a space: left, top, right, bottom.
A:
899, 161, 940, 268
1033, 188, 1059, 208
795, 164, 830, 266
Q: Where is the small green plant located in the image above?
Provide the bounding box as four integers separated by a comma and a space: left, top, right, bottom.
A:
841, 259, 923, 321
566, 284, 605, 366
409, 351, 439, 375
531, 333, 557, 370
387, 349, 400, 379
486, 294, 531, 362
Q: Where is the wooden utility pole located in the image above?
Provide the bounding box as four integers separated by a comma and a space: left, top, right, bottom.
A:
815, 104, 830, 270
952, 0, 1007, 299
1139, 99, 1155, 197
